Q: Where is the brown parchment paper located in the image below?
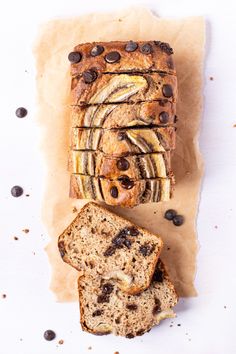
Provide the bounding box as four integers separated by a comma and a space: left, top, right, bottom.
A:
34, 7, 205, 301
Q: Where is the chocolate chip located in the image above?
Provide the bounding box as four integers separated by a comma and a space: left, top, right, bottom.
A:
153, 299, 161, 314
139, 244, 154, 256
164, 209, 177, 220
154, 41, 173, 55
126, 304, 138, 311
153, 269, 164, 282
162, 84, 173, 98
173, 215, 184, 226
140, 43, 153, 54
126, 333, 135, 339
58, 241, 65, 258
92, 309, 103, 317
118, 176, 134, 190
104, 245, 116, 256
105, 51, 121, 63
159, 111, 169, 124
117, 158, 130, 171
125, 41, 138, 52
44, 330, 56, 341
112, 233, 125, 248
11, 186, 23, 197
136, 329, 145, 336
97, 294, 110, 303
110, 186, 118, 198
117, 132, 126, 141
102, 283, 114, 294
91, 45, 104, 57
15, 107, 27, 118
123, 238, 132, 249
83, 69, 97, 83
68, 51, 82, 63
126, 227, 139, 236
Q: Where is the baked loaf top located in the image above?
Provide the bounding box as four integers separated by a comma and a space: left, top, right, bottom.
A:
68, 151, 171, 179
71, 127, 176, 155
79, 260, 178, 337
71, 73, 177, 105
58, 202, 163, 294
71, 100, 177, 128
69, 41, 176, 77
69, 175, 173, 207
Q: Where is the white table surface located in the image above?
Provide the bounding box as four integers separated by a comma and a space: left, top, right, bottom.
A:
0, 0, 236, 353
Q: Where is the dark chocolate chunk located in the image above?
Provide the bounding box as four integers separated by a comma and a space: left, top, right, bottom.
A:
15, 107, 27, 118
153, 269, 164, 283
152, 298, 162, 314
91, 45, 104, 57
105, 51, 121, 63
11, 186, 23, 197
173, 215, 184, 226
92, 309, 103, 317
140, 43, 153, 54
117, 132, 126, 141
117, 158, 130, 171
44, 330, 56, 341
97, 294, 110, 303
159, 111, 169, 124
102, 283, 114, 295
58, 241, 65, 258
112, 233, 125, 248
126, 333, 135, 339
164, 209, 177, 220
68, 51, 82, 63
123, 238, 132, 249
139, 244, 154, 257
125, 41, 138, 52
118, 175, 134, 190
110, 186, 118, 198
162, 84, 173, 98
154, 41, 173, 55
126, 226, 139, 236
103, 245, 116, 257
83, 69, 97, 83
126, 303, 138, 311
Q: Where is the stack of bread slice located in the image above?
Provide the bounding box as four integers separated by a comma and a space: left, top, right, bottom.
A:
68, 40, 177, 207
58, 202, 178, 338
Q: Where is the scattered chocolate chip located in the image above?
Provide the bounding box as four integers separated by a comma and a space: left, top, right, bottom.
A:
177, 324, 181, 327
139, 244, 154, 256
123, 238, 132, 249
15, 107, 27, 118
164, 209, 177, 220
126, 304, 138, 311
209, 76, 214, 81
112, 233, 125, 248
153, 269, 164, 282
25, 194, 30, 197
105, 51, 121, 63
159, 111, 169, 124
91, 45, 104, 56
117, 158, 130, 171
58, 339, 64, 345
22, 229, 29, 234
104, 245, 116, 257
14, 236, 18, 240
97, 294, 110, 303
125, 41, 138, 52
102, 283, 114, 294
126, 226, 139, 236
117, 132, 126, 141
118, 175, 134, 190
162, 84, 173, 98
140, 43, 153, 54
58, 241, 65, 258
44, 330, 56, 341
68, 51, 82, 63
126, 333, 135, 339
92, 309, 103, 317
110, 186, 118, 198
173, 215, 184, 226
154, 41, 173, 55
2, 294, 6, 299
11, 186, 23, 197
83, 69, 98, 83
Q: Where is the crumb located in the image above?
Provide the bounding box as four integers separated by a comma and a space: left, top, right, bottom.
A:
22, 229, 29, 234
154, 211, 157, 214
14, 236, 19, 240
118, 18, 122, 22
188, 338, 191, 341
32, 252, 36, 255
186, 171, 191, 176
2, 294, 6, 299
209, 76, 214, 81
177, 324, 181, 327
114, 352, 119, 354
214, 225, 218, 229
224, 305, 227, 309
233, 124, 236, 128
185, 333, 188, 335
58, 339, 64, 345
20, 338, 23, 341
167, 247, 170, 251
25, 194, 30, 197
72, 206, 78, 213
88, 346, 92, 350
170, 325, 173, 327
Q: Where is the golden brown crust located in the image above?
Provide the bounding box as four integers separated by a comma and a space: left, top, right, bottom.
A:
71, 100, 177, 128
71, 73, 177, 106
70, 40, 176, 77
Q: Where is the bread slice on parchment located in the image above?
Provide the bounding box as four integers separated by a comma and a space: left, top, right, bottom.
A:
58, 202, 163, 294
78, 259, 178, 338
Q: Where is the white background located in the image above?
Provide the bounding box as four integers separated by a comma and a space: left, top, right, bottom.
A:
0, 0, 236, 353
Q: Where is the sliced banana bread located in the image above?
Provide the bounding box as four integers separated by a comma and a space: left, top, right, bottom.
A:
58, 202, 163, 294
79, 260, 178, 338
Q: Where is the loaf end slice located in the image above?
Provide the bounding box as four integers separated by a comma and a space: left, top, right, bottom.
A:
58, 202, 163, 294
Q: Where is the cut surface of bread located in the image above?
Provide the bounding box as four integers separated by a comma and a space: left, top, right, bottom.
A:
70, 40, 176, 77
79, 259, 178, 338
69, 175, 173, 207
58, 202, 163, 294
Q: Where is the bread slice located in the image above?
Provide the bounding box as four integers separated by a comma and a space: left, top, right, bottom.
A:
71, 101, 176, 128
78, 259, 178, 338
71, 73, 177, 106
58, 202, 163, 294
68, 151, 172, 179
71, 127, 176, 155
69, 175, 173, 208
